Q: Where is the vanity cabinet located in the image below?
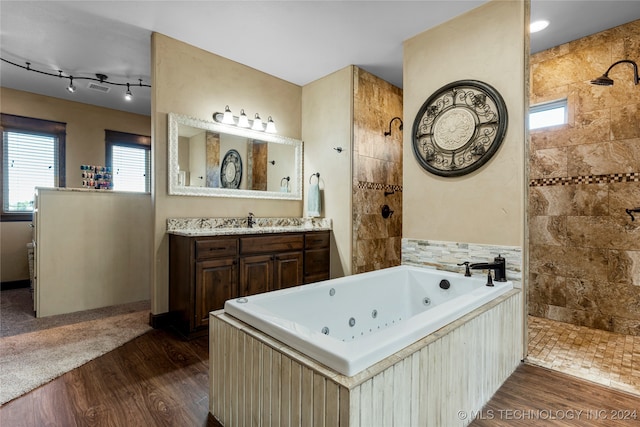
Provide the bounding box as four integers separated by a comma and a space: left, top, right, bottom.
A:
194, 258, 237, 328
304, 231, 331, 283
239, 234, 304, 295
169, 230, 329, 339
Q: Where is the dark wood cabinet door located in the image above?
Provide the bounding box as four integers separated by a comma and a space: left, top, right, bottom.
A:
273, 251, 303, 290
195, 258, 237, 328
304, 247, 330, 283
239, 255, 273, 296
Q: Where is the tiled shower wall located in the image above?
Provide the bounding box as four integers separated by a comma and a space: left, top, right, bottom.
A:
352, 68, 403, 274
529, 20, 640, 335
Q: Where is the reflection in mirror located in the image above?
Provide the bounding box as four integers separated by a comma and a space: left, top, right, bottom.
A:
168, 113, 302, 199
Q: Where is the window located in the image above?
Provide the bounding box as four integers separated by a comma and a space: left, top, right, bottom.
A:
529, 99, 568, 130
105, 130, 151, 193
1, 114, 66, 221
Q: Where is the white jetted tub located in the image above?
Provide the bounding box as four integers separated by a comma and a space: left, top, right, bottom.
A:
224, 265, 512, 376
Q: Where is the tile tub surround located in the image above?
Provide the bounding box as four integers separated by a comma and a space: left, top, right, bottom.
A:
166, 217, 332, 236
210, 290, 523, 426
529, 19, 640, 336
401, 238, 523, 288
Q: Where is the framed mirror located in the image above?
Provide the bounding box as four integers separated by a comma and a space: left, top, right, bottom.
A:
168, 113, 302, 200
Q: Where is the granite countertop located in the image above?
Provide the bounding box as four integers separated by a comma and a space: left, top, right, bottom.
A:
166, 217, 332, 237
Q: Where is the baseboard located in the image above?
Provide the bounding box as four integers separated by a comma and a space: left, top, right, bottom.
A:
149, 311, 172, 329
1, 279, 30, 291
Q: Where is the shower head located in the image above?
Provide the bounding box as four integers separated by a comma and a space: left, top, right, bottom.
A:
590, 74, 614, 86
590, 59, 639, 86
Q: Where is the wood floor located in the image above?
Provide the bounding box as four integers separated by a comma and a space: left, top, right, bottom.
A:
0, 329, 221, 427
2, 328, 639, 426
470, 364, 640, 426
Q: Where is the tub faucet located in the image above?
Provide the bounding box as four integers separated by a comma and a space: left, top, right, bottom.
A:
247, 212, 256, 228
469, 255, 507, 282
457, 261, 471, 277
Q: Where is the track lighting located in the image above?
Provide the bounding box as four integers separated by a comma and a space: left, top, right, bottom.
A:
125, 83, 133, 101
66, 76, 76, 93
0, 57, 150, 101
213, 106, 278, 134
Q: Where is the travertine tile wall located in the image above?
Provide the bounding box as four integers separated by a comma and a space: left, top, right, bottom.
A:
529, 19, 640, 335
352, 68, 403, 274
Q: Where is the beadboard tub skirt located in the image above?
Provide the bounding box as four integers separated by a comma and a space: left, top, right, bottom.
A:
210, 289, 523, 426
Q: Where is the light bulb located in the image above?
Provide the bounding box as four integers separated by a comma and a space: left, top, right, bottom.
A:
237, 109, 250, 128
252, 113, 263, 131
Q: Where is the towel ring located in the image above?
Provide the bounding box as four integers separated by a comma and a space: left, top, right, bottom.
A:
309, 172, 320, 184
281, 176, 290, 186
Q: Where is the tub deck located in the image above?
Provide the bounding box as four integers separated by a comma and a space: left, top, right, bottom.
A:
210, 288, 523, 426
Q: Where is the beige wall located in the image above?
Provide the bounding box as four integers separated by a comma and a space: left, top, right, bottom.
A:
529, 19, 640, 335
151, 33, 303, 314
0, 88, 151, 282
403, 0, 527, 247
36, 189, 150, 317
302, 66, 354, 277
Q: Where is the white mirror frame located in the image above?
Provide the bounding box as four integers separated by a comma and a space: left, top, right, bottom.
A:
168, 112, 303, 200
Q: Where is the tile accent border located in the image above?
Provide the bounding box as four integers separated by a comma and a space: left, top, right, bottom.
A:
401, 238, 523, 288
356, 181, 403, 192
529, 172, 640, 187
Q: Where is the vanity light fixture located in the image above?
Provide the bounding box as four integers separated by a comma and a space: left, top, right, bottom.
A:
252, 113, 264, 131
222, 105, 235, 124
265, 116, 277, 133
237, 109, 250, 128
590, 59, 639, 86
213, 107, 278, 134
0, 57, 150, 99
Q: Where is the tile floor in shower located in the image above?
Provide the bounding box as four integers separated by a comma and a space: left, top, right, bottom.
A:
527, 315, 640, 396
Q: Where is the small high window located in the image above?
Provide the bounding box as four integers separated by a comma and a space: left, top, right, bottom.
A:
105, 130, 151, 193
529, 99, 568, 130
1, 114, 66, 221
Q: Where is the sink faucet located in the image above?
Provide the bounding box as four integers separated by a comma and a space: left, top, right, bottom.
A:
247, 212, 256, 228
469, 255, 507, 283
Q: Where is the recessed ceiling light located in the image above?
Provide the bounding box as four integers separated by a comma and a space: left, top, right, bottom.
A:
530, 20, 549, 33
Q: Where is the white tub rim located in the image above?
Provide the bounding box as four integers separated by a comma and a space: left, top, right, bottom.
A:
223, 265, 515, 377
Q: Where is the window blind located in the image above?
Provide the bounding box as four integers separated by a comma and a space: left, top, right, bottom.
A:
3, 131, 57, 212
112, 144, 150, 192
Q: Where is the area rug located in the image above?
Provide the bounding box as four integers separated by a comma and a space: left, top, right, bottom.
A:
0, 292, 152, 405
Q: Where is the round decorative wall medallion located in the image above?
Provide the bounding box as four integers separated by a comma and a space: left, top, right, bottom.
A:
412, 80, 508, 177
220, 149, 242, 188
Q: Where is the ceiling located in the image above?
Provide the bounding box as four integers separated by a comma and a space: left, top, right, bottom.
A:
1, 1, 639, 117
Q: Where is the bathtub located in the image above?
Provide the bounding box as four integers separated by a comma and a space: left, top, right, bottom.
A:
224, 265, 512, 376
